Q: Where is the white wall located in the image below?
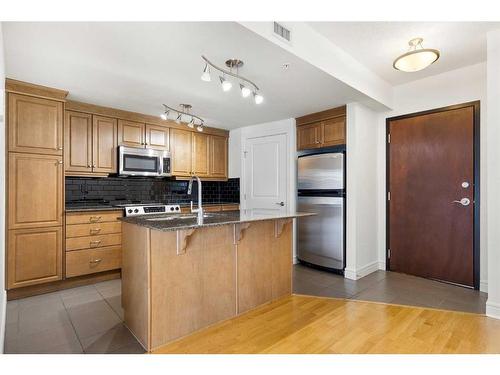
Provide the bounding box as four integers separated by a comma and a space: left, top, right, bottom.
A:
486, 30, 500, 319
230, 118, 298, 260
0, 22, 7, 353
345, 103, 380, 280
376, 62, 488, 291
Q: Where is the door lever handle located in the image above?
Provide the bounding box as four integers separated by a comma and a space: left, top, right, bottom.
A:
452, 198, 471, 206
276, 202, 285, 206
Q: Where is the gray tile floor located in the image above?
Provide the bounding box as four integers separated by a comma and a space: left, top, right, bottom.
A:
5, 279, 145, 354
4, 266, 488, 353
293, 264, 488, 314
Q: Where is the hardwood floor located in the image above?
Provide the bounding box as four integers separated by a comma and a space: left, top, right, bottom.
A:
154, 295, 500, 354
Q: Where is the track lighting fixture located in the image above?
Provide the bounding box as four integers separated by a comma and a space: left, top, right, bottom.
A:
201, 55, 264, 105
160, 104, 205, 132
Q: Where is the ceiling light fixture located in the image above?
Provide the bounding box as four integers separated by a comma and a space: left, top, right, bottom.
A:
393, 38, 440, 72
160, 104, 205, 132
201, 55, 264, 104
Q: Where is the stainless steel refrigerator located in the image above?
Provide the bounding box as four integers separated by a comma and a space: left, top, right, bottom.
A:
297, 152, 345, 273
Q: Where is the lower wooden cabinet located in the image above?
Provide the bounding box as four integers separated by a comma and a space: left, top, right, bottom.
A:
65, 209, 123, 278
7, 226, 63, 289
66, 246, 122, 278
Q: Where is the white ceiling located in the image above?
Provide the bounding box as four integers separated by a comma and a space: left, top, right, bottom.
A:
308, 22, 500, 85
2, 22, 368, 129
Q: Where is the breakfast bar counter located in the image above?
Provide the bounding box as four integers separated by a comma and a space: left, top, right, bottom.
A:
121, 209, 313, 352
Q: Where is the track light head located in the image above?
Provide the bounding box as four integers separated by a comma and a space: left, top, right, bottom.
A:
220, 76, 232, 92
240, 84, 251, 98
160, 113, 167, 120
175, 114, 182, 124
201, 64, 211, 82
187, 118, 195, 128
253, 92, 264, 104
196, 124, 204, 132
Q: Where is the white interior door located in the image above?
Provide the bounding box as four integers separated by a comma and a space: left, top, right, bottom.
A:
243, 133, 287, 213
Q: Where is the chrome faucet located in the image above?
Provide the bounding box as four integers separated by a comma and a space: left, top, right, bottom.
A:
187, 175, 204, 223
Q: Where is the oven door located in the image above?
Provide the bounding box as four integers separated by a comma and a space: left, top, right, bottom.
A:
119, 146, 162, 176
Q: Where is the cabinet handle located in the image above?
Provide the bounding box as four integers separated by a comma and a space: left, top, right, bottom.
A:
92, 164, 96, 168
56, 161, 63, 165
90, 228, 102, 235
89, 216, 102, 223
90, 240, 101, 247
89, 259, 102, 264
87, 165, 91, 168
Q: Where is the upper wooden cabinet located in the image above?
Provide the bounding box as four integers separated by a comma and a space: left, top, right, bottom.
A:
296, 106, 346, 151
65, 111, 117, 175
192, 132, 210, 176
65, 111, 92, 173
210, 135, 228, 178
171, 128, 193, 177
118, 120, 145, 148
8, 93, 63, 155
93, 116, 118, 174
145, 124, 169, 151
8, 153, 64, 229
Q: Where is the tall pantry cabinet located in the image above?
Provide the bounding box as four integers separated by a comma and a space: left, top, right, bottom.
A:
6, 79, 67, 289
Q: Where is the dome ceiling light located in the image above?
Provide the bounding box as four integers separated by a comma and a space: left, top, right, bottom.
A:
393, 38, 440, 72
160, 104, 205, 132
200, 55, 264, 104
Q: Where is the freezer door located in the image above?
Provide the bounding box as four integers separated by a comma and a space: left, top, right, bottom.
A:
297, 196, 344, 270
297, 153, 344, 190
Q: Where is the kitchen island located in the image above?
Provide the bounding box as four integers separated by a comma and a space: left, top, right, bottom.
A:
120, 209, 313, 352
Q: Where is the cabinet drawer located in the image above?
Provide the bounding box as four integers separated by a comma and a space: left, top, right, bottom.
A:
66, 211, 122, 225
66, 246, 121, 277
66, 222, 122, 238
221, 204, 239, 211
66, 233, 121, 251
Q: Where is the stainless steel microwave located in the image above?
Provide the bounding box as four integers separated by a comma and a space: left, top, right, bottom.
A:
118, 146, 171, 177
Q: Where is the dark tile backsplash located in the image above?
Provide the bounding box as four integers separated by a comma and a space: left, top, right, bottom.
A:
65, 177, 240, 205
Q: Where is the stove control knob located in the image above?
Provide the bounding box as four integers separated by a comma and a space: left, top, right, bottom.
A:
175, 206, 179, 211
134, 209, 139, 213
170, 207, 174, 211
127, 209, 132, 214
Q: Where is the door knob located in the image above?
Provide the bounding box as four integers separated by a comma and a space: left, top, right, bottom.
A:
276, 202, 285, 206
452, 198, 471, 206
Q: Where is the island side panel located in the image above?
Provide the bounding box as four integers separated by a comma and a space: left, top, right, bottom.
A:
122, 222, 151, 350
150, 225, 236, 349
272, 219, 293, 300
237, 221, 274, 314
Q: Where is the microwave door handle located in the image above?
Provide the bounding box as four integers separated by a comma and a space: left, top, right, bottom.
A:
158, 156, 163, 176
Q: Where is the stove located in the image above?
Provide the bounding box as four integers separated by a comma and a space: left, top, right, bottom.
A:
123, 204, 181, 217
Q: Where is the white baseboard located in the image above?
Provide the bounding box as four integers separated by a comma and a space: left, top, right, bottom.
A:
293, 256, 298, 265
0, 289, 6, 354
378, 261, 386, 270
344, 261, 379, 281
480, 280, 488, 293
486, 300, 500, 320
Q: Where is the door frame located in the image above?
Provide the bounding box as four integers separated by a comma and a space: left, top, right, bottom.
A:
386, 101, 481, 290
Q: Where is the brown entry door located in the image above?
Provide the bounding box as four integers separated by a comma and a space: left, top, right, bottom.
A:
388, 104, 477, 287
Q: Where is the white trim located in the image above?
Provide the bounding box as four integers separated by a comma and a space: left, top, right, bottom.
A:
480, 280, 488, 293
344, 268, 357, 280
344, 261, 380, 281
293, 255, 298, 265
378, 260, 386, 270
486, 300, 500, 320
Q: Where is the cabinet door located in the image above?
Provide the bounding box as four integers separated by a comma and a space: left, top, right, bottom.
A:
171, 128, 193, 176
65, 111, 92, 173
8, 153, 64, 229
118, 119, 145, 147
322, 117, 346, 147
297, 122, 321, 150
8, 93, 63, 155
7, 227, 63, 289
192, 132, 210, 176
93, 115, 118, 173
210, 135, 228, 179
146, 124, 169, 150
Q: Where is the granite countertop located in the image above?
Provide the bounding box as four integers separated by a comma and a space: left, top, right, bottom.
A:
120, 209, 314, 232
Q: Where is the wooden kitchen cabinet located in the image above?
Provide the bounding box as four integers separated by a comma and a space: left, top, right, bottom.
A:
210, 135, 228, 178
171, 128, 193, 176
8, 153, 64, 229
146, 124, 169, 150
65, 111, 93, 173
8, 93, 63, 155
118, 119, 145, 147
65, 112, 117, 175
296, 105, 346, 150
93, 116, 118, 173
7, 226, 63, 289
192, 132, 210, 176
